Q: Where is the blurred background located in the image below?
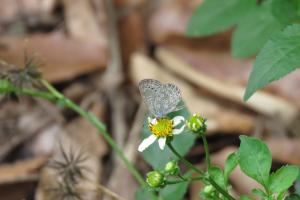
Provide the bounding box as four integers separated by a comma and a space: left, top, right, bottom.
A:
0, 0, 299, 199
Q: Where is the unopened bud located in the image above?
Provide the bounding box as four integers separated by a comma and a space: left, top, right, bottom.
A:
203, 185, 214, 194
186, 114, 206, 134
164, 160, 179, 175
146, 171, 165, 188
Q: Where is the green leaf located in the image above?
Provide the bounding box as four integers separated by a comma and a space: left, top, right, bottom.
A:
141, 105, 196, 169
240, 194, 256, 200
269, 165, 299, 193
135, 187, 156, 200
0, 79, 11, 92
224, 151, 239, 184
159, 183, 189, 200
244, 24, 300, 100
232, 1, 283, 58
271, 0, 300, 24
286, 194, 300, 200
238, 135, 272, 186
209, 166, 226, 189
251, 188, 266, 197
278, 191, 287, 200
296, 169, 300, 195
187, 0, 256, 37
160, 179, 190, 200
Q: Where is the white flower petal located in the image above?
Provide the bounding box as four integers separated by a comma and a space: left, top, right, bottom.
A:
138, 135, 157, 152
147, 117, 152, 123
158, 137, 167, 150
150, 118, 157, 125
172, 125, 185, 135
172, 116, 185, 127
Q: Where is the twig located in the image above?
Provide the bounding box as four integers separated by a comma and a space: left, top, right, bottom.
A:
102, 0, 126, 148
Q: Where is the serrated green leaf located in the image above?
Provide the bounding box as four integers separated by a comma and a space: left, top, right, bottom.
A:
224, 151, 239, 184
240, 194, 256, 200
187, 0, 256, 37
238, 136, 272, 186
232, 1, 283, 58
209, 166, 226, 189
269, 165, 299, 193
271, 0, 300, 24
141, 105, 196, 169
244, 24, 300, 100
286, 194, 300, 200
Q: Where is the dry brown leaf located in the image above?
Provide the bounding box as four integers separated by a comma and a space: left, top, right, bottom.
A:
63, 0, 107, 45
36, 101, 107, 200
0, 102, 54, 160
19, 0, 56, 16
0, 32, 107, 83
148, 0, 203, 43
267, 137, 300, 164
0, 0, 19, 24
0, 156, 49, 184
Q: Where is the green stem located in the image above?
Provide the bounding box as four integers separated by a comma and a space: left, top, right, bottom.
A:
177, 174, 186, 181
40, 79, 145, 186
200, 134, 211, 169
166, 176, 203, 185
167, 142, 204, 175
167, 143, 235, 200
1, 84, 55, 101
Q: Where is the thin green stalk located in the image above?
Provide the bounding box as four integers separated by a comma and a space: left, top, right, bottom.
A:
167, 143, 235, 200
177, 174, 186, 181
167, 142, 204, 175
0, 83, 55, 101
40, 79, 145, 186
166, 176, 203, 185
200, 134, 211, 169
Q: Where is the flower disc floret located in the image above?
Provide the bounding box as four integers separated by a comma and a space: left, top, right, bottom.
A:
164, 160, 179, 175
186, 114, 206, 133
149, 118, 173, 137
138, 115, 185, 152
146, 171, 165, 188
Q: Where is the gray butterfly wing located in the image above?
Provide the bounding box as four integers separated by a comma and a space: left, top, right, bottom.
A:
139, 79, 182, 118
152, 83, 181, 117
138, 79, 162, 117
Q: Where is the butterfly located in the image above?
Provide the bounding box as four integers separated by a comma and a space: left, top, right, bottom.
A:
138, 79, 183, 118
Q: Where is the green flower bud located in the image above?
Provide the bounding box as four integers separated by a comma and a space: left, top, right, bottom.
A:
186, 114, 206, 134
164, 160, 179, 175
203, 185, 214, 195
146, 171, 165, 188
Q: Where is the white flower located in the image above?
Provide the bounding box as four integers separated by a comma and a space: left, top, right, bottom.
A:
138, 116, 185, 152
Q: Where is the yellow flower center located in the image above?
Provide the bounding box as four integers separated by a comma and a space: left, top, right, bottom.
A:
149, 118, 173, 137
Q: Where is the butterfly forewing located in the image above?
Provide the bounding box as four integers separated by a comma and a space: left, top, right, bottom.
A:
138, 79, 182, 118
138, 79, 162, 116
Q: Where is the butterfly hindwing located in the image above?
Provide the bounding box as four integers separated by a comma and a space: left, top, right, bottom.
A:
138, 79, 182, 118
